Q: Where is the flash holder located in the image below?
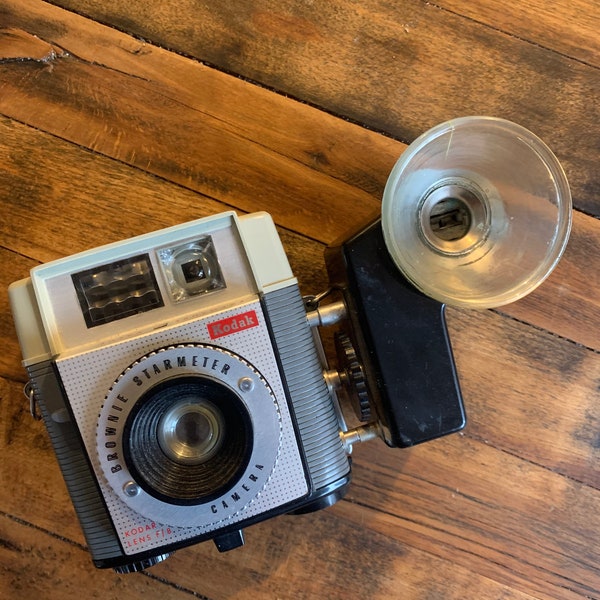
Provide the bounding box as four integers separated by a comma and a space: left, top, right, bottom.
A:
325, 219, 466, 448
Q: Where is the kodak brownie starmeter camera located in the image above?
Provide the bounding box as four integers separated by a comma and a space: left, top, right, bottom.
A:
9, 118, 572, 572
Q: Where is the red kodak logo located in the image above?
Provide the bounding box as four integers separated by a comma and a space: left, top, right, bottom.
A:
207, 310, 259, 339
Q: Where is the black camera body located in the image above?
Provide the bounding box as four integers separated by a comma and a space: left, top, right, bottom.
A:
325, 218, 464, 448
9, 211, 463, 573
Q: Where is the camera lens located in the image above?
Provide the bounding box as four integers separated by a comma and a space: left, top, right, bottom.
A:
123, 376, 252, 505
157, 400, 224, 465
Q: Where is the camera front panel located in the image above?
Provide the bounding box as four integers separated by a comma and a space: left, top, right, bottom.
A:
11, 211, 350, 569
56, 298, 310, 558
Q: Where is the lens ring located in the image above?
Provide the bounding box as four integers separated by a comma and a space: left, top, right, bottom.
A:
97, 344, 283, 527
123, 376, 253, 506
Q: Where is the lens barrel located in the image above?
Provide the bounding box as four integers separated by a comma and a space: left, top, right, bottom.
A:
123, 376, 253, 505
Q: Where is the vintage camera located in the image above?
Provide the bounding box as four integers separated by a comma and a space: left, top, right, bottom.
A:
9, 117, 571, 572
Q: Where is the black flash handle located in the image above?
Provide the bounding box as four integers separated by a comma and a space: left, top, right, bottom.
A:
325, 219, 466, 448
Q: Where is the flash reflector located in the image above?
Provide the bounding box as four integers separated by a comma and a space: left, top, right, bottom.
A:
381, 116, 572, 308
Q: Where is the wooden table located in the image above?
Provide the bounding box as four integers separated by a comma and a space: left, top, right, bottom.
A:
1, 1, 599, 598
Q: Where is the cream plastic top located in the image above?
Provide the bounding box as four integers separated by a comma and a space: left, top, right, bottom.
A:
10, 211, 295, 363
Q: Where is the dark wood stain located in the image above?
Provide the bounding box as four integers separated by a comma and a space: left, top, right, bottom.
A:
0, 0, 599, 598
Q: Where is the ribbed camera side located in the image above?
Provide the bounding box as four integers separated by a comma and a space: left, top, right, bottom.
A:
26, 360, 123, 562
261, 285, 349, 491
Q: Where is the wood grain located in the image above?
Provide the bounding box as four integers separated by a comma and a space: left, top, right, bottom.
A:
0, 514, 196, 599
0, 3, 598, 351
38, 0, 600, 217
0, 0, 599, 598
435, 0, 600, 68
446, 309, 600, 489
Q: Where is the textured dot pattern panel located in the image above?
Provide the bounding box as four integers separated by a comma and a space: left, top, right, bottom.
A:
56, 296, 309, 555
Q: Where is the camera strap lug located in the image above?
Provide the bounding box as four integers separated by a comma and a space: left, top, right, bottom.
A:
24, 381, 42, 421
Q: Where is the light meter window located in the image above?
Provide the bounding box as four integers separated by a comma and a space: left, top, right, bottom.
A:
72, 254, 164, 328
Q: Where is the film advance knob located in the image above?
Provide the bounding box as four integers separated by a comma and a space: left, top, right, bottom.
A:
335, 332, 371, 422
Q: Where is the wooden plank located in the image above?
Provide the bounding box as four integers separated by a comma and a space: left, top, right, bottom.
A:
0, 47, 380, 242
446, 308, 600, 488
0, 514, 196, 599
0, 117, 235, 264
0, 7, 598, 352
0, 502, 540, 600
34, 0, 600, 218
347, 436, 600, 599
435, 0, 600, 68
0, 1, 393, 237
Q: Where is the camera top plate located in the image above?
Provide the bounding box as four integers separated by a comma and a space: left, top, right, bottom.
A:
10, 212, 295, 363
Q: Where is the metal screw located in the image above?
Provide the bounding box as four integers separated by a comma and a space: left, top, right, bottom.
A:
238, 377, 254, 393
123, 481, 141, 497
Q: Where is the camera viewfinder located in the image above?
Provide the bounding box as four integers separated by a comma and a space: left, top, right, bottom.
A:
181, 259, 207, 284
158, 236, 226, 302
